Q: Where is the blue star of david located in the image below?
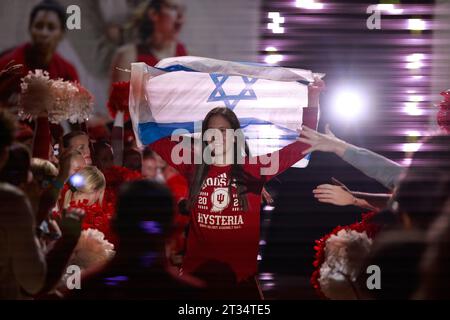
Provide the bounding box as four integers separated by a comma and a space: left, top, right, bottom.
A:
207, 74, 258, 110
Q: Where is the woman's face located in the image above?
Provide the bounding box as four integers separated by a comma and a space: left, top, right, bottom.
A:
142, 158, 158, 180
70, 154, 87, 176
68, 135, 92, 165
29, 10, 64, 53
73, 189, 103, 206
206, 115, 234, 157
150, 0, 185, 40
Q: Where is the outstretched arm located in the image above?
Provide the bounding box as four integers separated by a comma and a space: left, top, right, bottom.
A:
313, 183, 391, 211
111, 111, 124, 166
252, 77, 324, 183
298, 125, 404, 190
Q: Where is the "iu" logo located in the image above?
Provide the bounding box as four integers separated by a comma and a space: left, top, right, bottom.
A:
217, 193, 225, 204
211, 188, 230, 212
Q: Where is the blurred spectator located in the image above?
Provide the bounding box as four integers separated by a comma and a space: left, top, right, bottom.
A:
93, 141, 114, 172
358, 230, 426, 300
142, 147, 158, 180
0, 0, 79, 105
66, 179, 204, 299
111, 0, 187, 83
0, 111, 46, 299
123, 147, 142, 172
415, 200, 450, 299
391, 134, 450, 230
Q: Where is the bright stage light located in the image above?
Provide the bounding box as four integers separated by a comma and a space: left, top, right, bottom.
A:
264, 47, 283, 65
331, 88, 367, 121
408, 95, 424, 102
406, 53, 425, 69
406, 130, 421, 137
295, 0, 324, 10
267, 12, 285, 34
402, 143, 422, 153
404, 102, 424, 116
408, 18, 426, 31
376, 4, 403, 14
69, 173, 84, 188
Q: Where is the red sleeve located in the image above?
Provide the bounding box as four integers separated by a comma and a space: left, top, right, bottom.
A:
166, 174, 189, 203
176, 43, 188, 56
32, 117, 51, 160
66, 63, 79, 83
150, 137, 193, 180
247, 107, 318, 183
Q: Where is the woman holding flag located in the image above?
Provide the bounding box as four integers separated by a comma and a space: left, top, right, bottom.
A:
148, 77, 325, 299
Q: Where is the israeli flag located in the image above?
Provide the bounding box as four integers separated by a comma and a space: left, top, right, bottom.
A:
129, 56, 321, 168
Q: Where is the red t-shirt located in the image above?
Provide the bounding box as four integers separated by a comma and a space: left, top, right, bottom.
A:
137, 43, 188, 67
0, 42, 79, 94
151, 137, 311, 282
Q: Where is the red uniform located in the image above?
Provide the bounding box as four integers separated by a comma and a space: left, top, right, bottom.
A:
151, 137, 311, 282
0, 42, 79, 92
136, 42, 187, 67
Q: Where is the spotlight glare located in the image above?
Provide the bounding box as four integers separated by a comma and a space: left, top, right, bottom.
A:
264, 47, 283, 64
267, 12, 285, 34
402, 143, 422, 153
296, 0, 324, 10
331, 88, 366, 121
377, 4, 403, 14
409, 95, 424, 102
408, 19, 426, 31
406, 61, 423, 69
406, 130, 421, 137
70, 174, 84, 188
404, 102, 423, 116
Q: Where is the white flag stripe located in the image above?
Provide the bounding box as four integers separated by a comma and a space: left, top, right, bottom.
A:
129, 57, 321, 168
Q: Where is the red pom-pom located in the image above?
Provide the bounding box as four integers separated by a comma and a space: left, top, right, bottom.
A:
107, 82, 130, 122
437, 90, 450, 133
440, 89, 450, 102
102, 165, 142, 207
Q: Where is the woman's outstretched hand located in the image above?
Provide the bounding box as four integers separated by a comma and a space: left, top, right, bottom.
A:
312, 183, 356, 206
297, 124, 348, 156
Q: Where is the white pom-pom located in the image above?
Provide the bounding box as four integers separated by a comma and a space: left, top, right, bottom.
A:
19, 70, 53, 119
69, 228, 115, 270
318, 229, 372, 300
18, 70, 94, 123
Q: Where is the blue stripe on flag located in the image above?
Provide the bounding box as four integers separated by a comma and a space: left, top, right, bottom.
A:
138, 117, 299, 145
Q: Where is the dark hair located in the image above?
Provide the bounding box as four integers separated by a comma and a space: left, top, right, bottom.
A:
143, 147, 157, 160
189, 107, 251, 211
113, 180, 174, 237
359, 230, 426, 300
394, 134, 450, 229
137, 0, 165, 42
123, 147, 142, 171
416, 201, 450, 299
0, 109, 16, 151
29, 0, 67, 31
62, 131, 88, 148
0, 143, 31, 186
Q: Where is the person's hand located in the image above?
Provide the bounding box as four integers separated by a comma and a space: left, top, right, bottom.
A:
0, 61, 23, 101
308, 76, 325, 108
0, 61, 22, 80
297, 124, 348, 156
313, 184, 356, 206
261, 187, 274, 205
59, 208, 85, 239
